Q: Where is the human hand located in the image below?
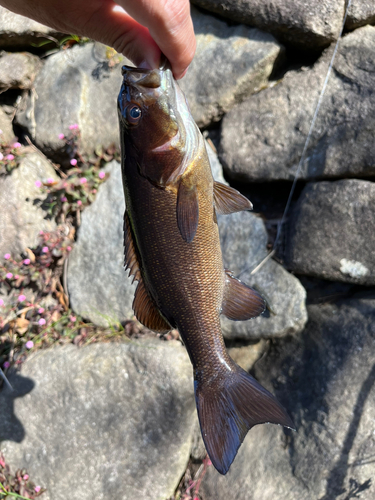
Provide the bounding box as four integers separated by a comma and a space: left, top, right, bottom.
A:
0, 0, 195, 79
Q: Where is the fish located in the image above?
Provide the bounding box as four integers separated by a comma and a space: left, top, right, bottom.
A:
117, 64, 294, 475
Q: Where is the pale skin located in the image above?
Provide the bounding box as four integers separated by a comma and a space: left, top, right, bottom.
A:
0, 0, 196, 79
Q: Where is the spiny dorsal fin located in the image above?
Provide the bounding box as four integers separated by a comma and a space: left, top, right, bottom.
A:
124, 210, 141, 283
222, 270, 266, 320
177, 179, 199, 243
133, 279, 171, 333
213, 181, 252, 215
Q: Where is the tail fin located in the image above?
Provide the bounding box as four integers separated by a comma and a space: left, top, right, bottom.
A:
195, 362, 294, 475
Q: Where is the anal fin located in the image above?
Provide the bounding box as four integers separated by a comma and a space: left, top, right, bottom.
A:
133, 279, 171, 333
222, 270, 265, 320
213, 181, 252, 215
177, 179, 199, 243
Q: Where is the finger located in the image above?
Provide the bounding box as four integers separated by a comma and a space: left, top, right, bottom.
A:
118, 0, 196, 79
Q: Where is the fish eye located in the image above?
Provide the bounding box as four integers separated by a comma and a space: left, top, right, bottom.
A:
127, 104, 142, 124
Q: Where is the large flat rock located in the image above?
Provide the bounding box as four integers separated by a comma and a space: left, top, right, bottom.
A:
192, 0, 344, 49
179, 6, 283, 128
201, 296, 375, 499
220, 25, 375, 182
284, 179, 375, 285
0, 340, 195, 500
67, 151, 307, 339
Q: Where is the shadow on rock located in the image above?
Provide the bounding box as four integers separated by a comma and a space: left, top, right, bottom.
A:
0, 371, 35, 443
319, 363, 375, 500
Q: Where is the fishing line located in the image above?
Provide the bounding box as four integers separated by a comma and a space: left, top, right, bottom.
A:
0, 367, 13, 392
248, 0, 352, 276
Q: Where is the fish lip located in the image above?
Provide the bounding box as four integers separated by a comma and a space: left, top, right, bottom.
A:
121, 65, 166, 90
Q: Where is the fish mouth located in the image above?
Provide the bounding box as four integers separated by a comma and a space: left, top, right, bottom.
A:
121, 65, 164, 90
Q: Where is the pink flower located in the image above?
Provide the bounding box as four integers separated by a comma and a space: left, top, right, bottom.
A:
0, 152, 3, 161
98, 170, 105, 179
14, 274, 19, 279
35, 180, 42, 188
0, 298, 4, 307
67, 246, 72, 252
47, 178, 54, 184
34, 486, 41, 493
38, 307, 45, 314
38, 318, 46, 326
70, 316, 76, 322
25, 340, 34, 349
4, 253, 10, 260
60, 195, 67, 202
6, 272, 13, 279
39, 230, 44, 235
58, 133, 65, 140
12, 142, 21, 148
23, 258, 31, 265
23, 474, 29, 480
42, 246, 49, 253
80, 177, 87, 184
69, 123, 79, 130
18, 294, 26, 302
70, 158, 77, 166
6, 154, 14, 161
3, 361, 10, 369
77, 200, 82, 206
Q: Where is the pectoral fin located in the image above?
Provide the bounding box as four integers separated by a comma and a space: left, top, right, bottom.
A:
177, 179, 199, 243
222, 270, 266, 320
124, 210, 141, 283
213, 181, 252, 215
133, 279, 171, 333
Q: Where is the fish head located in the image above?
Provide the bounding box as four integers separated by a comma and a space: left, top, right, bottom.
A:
118, 65, 202, 187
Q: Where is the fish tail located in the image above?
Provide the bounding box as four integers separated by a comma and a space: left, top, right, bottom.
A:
194, 361, 294, 475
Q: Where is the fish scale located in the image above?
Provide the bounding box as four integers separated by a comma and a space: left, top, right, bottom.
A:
118, 64, 294, 475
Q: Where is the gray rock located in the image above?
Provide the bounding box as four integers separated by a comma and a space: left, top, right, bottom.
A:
346, 1, 375, 30
201, 296, 375, 500
180, 6, 283, 128
218, 211, 307, 339
16, 43, 128, 161
227, 338, 268, 372
0, 340, 195, 500
67, 151, 307, 339
192, 0, 344, 49
0, 151, 58, 259
67, 160, 135, 326
0, 106, 15, 144
0, 5, 64, 50
0, 51, 42, 91
220, 25, 375, 182
284, 179, 375, 285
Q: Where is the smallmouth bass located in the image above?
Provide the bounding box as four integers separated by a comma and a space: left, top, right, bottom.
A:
118, 65, 293, 475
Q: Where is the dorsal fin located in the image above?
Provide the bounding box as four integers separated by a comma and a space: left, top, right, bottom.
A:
133, 279, 171, 333
213, 181, 252, 215
124, 210, 141, 283
176, 179, 199, 243
222, 270, 265, 320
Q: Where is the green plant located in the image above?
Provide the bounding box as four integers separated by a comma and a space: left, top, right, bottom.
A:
0, 452, 45, 499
